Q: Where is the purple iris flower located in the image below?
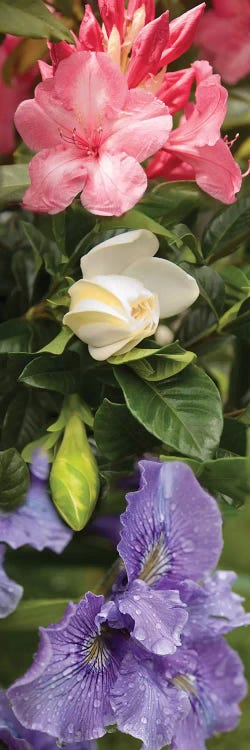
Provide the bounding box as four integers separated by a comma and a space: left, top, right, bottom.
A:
0, 451, 72, 553
7, 460, 249, 750
170, 637, 247, 750
179, 571, 250, 640
0, 690, 96, 750
0, 545, 23, 618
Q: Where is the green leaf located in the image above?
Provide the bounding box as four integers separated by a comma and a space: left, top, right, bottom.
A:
0, 164, 30, 204
0, 448, 29, 511
220, 266, 250, 303
94, 399, 158, 461
140, 181, 203, 224
0, 320, 33, 353
182, 264, 225, 319
203, 197, 250, 261
130, 342, 196, 381
19, 352, 80, 393
108, 343, 159, 365
21, 431, 59, 462
0, 0, 74, 41
1, 389, 49, 452
38, 327, 74, 354
22, 221, 61, 275
0, 599, 70, 631
224, 87, 250, 128
115, 365, 223, 460
98, 209, 183, 245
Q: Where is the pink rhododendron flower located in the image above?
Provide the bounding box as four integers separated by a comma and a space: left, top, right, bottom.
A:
147, 62, 242, 204
196, 0, 250, 84
40, 1, 205, 89
0, 36, 37, 155
15, 51, 172, 216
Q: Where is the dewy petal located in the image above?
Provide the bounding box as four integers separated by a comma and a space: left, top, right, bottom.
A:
181, 571, 250, 640
0, 545, 23, 619
0, 690, 96, 750
80, 230, 159, 279
171, 638, 247, 750
126, 12, 170, 88
118, 460, 223, 588
8, 594, 127, 742
106, 88, 172, 163
116, 579, 187, 655
0, 452, 72, 553
80, 152, 147, 216
111, 642, 190, 750
125, 257, 199, 318
23, 147, 86, 214
161, 4, 206, 66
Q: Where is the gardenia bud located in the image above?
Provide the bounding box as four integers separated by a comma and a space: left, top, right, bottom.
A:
49, 415, 100, 531
63, 230, 199, 361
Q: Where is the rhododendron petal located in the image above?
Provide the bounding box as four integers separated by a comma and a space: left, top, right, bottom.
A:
125, 257, 199, 317
80, 152, 147, 216
54, 52, 127, 127
126, 12, 169, 88
14, 98, 60, 150
98, 0, 124, 38
171, 72, 228, 148
107, 89, 172, 162
23, 147, 86, 214
127, 0, 155, 23
161, 4, 205, 66
182, 139, 242, 204
81, 230, 159, 279
0, 35, 37, 155
196, 1, 250, 84
79, 5, 105, 51
48, 40, 74, 72
158, 68, 195, 115
147, 151, 195, 181
38, 60, 53, 80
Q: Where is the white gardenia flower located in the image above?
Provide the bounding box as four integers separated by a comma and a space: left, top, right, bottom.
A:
63, 230, 199, 361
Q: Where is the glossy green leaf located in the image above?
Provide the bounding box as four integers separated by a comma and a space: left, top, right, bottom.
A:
38, 327, 74, 354
224, 87, 250, 128
98, 209, 183, 245
22, 221, 61, 275
130, 342, 196, 381
140, 181, 203, 224
19, 352, 80, 393
0, 448, 29, 511
203, 197, 250, 261
0, 164, 30, 204
94, 399, 158, 461
50, 415, 100, 530
0, 0, 74, 41
1, 389, 49, 452
0, 320, 33, 354
115, 366, 223, 460
182, 264, 225, 320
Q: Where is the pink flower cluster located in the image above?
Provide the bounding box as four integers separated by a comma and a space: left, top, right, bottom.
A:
0, 36, 37, 156
14, 1, 242, 216
196, 0, 250, 85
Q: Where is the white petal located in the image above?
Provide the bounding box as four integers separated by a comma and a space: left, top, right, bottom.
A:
90, 274, 152, 315
125, 257, 199, 317
63, 310, 132, 346
80, 230, 159, 278
88, 336, 137, 361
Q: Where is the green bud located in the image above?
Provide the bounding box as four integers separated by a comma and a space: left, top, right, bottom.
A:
50, 415, 100, 531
